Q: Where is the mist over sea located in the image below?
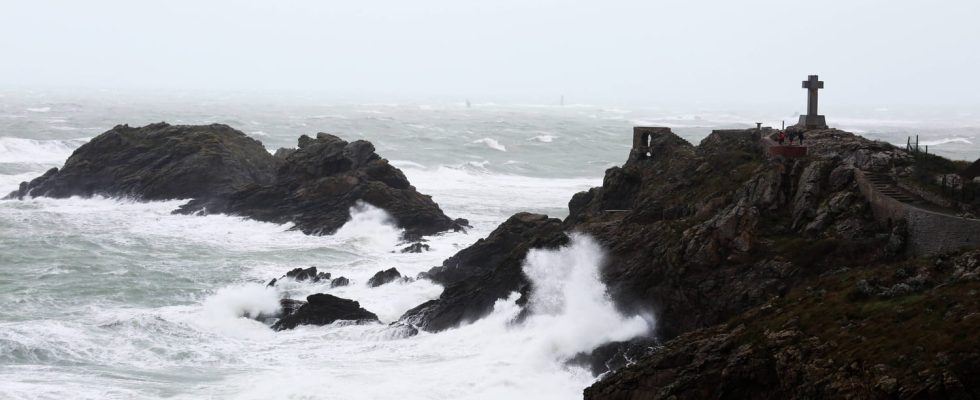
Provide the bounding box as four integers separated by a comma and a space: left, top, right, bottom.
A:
1, 90, 978, 399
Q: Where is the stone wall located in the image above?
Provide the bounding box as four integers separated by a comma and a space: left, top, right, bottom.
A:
855, 169, 980, 257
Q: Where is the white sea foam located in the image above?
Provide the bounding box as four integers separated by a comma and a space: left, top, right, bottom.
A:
203, 234, 650, 400
0, 137, 87, 164
332, 201, 403, 251
201, 284, 281, 320
26, 106, 51, 113
919, 137, 973, 146
471, 137, 507, 151
530, 134, 556, 143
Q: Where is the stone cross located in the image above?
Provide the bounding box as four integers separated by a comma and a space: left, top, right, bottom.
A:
802, 75, 824, 116
798, 74, 828, 129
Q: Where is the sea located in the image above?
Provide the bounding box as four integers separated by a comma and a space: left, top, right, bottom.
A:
1, 89, 978, 399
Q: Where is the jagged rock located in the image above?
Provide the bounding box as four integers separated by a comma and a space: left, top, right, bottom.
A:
9, 123, 462, 238
569, 337, 660, 376
177, 132, 462, 237
330, 277, 350, 287
6, 123, 277, 200
367, 268, 402, 287
400, 243, 430, 253
400, 212, 568, 332
273, 147, 296, 160
285, 267, 328, 282
272, 293, 379, 331
584, 251, 980, 399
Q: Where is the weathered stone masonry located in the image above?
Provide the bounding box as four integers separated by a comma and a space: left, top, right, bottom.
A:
855, 169, 980, 257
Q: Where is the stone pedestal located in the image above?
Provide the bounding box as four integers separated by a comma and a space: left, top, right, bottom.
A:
798, 114, 827, 130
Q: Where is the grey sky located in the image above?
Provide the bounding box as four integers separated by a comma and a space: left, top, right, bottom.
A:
1, 0, 978, 108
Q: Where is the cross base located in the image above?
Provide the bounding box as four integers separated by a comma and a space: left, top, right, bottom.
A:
798, 114, 828, 130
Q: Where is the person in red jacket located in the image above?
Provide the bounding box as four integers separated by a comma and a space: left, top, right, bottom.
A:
777, 130, 786, 145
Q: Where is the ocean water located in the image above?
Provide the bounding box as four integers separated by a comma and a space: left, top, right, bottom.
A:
1, 91, 978, 399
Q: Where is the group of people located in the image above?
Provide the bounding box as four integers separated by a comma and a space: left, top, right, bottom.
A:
775, 130, 805, 146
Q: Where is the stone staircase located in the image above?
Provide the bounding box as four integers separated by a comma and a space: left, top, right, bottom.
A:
862, 171, 928, 207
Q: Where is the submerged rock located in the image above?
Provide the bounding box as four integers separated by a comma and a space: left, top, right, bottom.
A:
400, 242, 431, 253
330, 277, 350, 287
272, 293, 379, 331
367, 268, 402, 287
401, 212, 568, 332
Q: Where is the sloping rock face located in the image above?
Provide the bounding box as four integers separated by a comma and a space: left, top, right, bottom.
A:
584, 251, 980, 400
7, 123, 277, 200
178, 132, 460, 236
272, 293, 379, 331
400, 212, 568, 332
11, 124, 460, 237
568, 128, 888, 339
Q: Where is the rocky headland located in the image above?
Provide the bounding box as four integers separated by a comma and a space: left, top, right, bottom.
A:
8, 123, 463, 237
391, 126, 979, 398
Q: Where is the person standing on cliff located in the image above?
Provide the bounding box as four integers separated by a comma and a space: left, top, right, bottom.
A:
798, 131, 806, 146
777, 130, 786, 145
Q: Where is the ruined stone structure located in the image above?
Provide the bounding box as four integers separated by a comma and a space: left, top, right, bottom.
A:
798, 75, 828, 129
631, 126, 671, 161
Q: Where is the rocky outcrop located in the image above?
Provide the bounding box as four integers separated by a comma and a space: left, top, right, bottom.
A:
564, 129, 887, 341
330, 277, 350, 287
272, 293, 379, 331
284, 266, 330, 283
177, 132, 461, 237
6, 123, 277, 200
367, 268, 403, 287
401, 212, 568, 332
584, 251, 980, 399
10, 124, 461, 238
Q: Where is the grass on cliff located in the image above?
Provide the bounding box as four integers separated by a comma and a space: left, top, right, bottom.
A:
734, 257, 979, 370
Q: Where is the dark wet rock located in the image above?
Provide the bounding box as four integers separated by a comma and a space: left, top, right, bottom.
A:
330, 277, 350, 287
278, 298, 306, 317
177, 132, 462, 237
584, 251, 980, 399
272, 147, 296, 160
10, 123, 462, 239
267, 267, 331, 284
6, 123, 277, 200
400, 212, 568, 332
569, 337, 660, 376
367, 268, 402, 287
386, 322, 420, 338
266, 278, 277, 287
400, 242, 431, 253
272, 293, 379, 331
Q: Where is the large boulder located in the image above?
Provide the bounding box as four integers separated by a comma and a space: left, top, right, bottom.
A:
401, 212, 568, 332
7, 123, 277, 200
272, 293, 379, 331
367, 268, 403, 287
178, 132, 461, 237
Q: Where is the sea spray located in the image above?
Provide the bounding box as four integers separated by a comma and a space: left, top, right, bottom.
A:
0, 137, 87, 164
471, 137, 507, 152
331, 201, 403, 251
201, 284, 280, 320
520, 234, 652, 360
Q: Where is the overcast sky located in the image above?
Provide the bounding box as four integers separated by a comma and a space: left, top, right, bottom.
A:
1, 0, 978, 109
